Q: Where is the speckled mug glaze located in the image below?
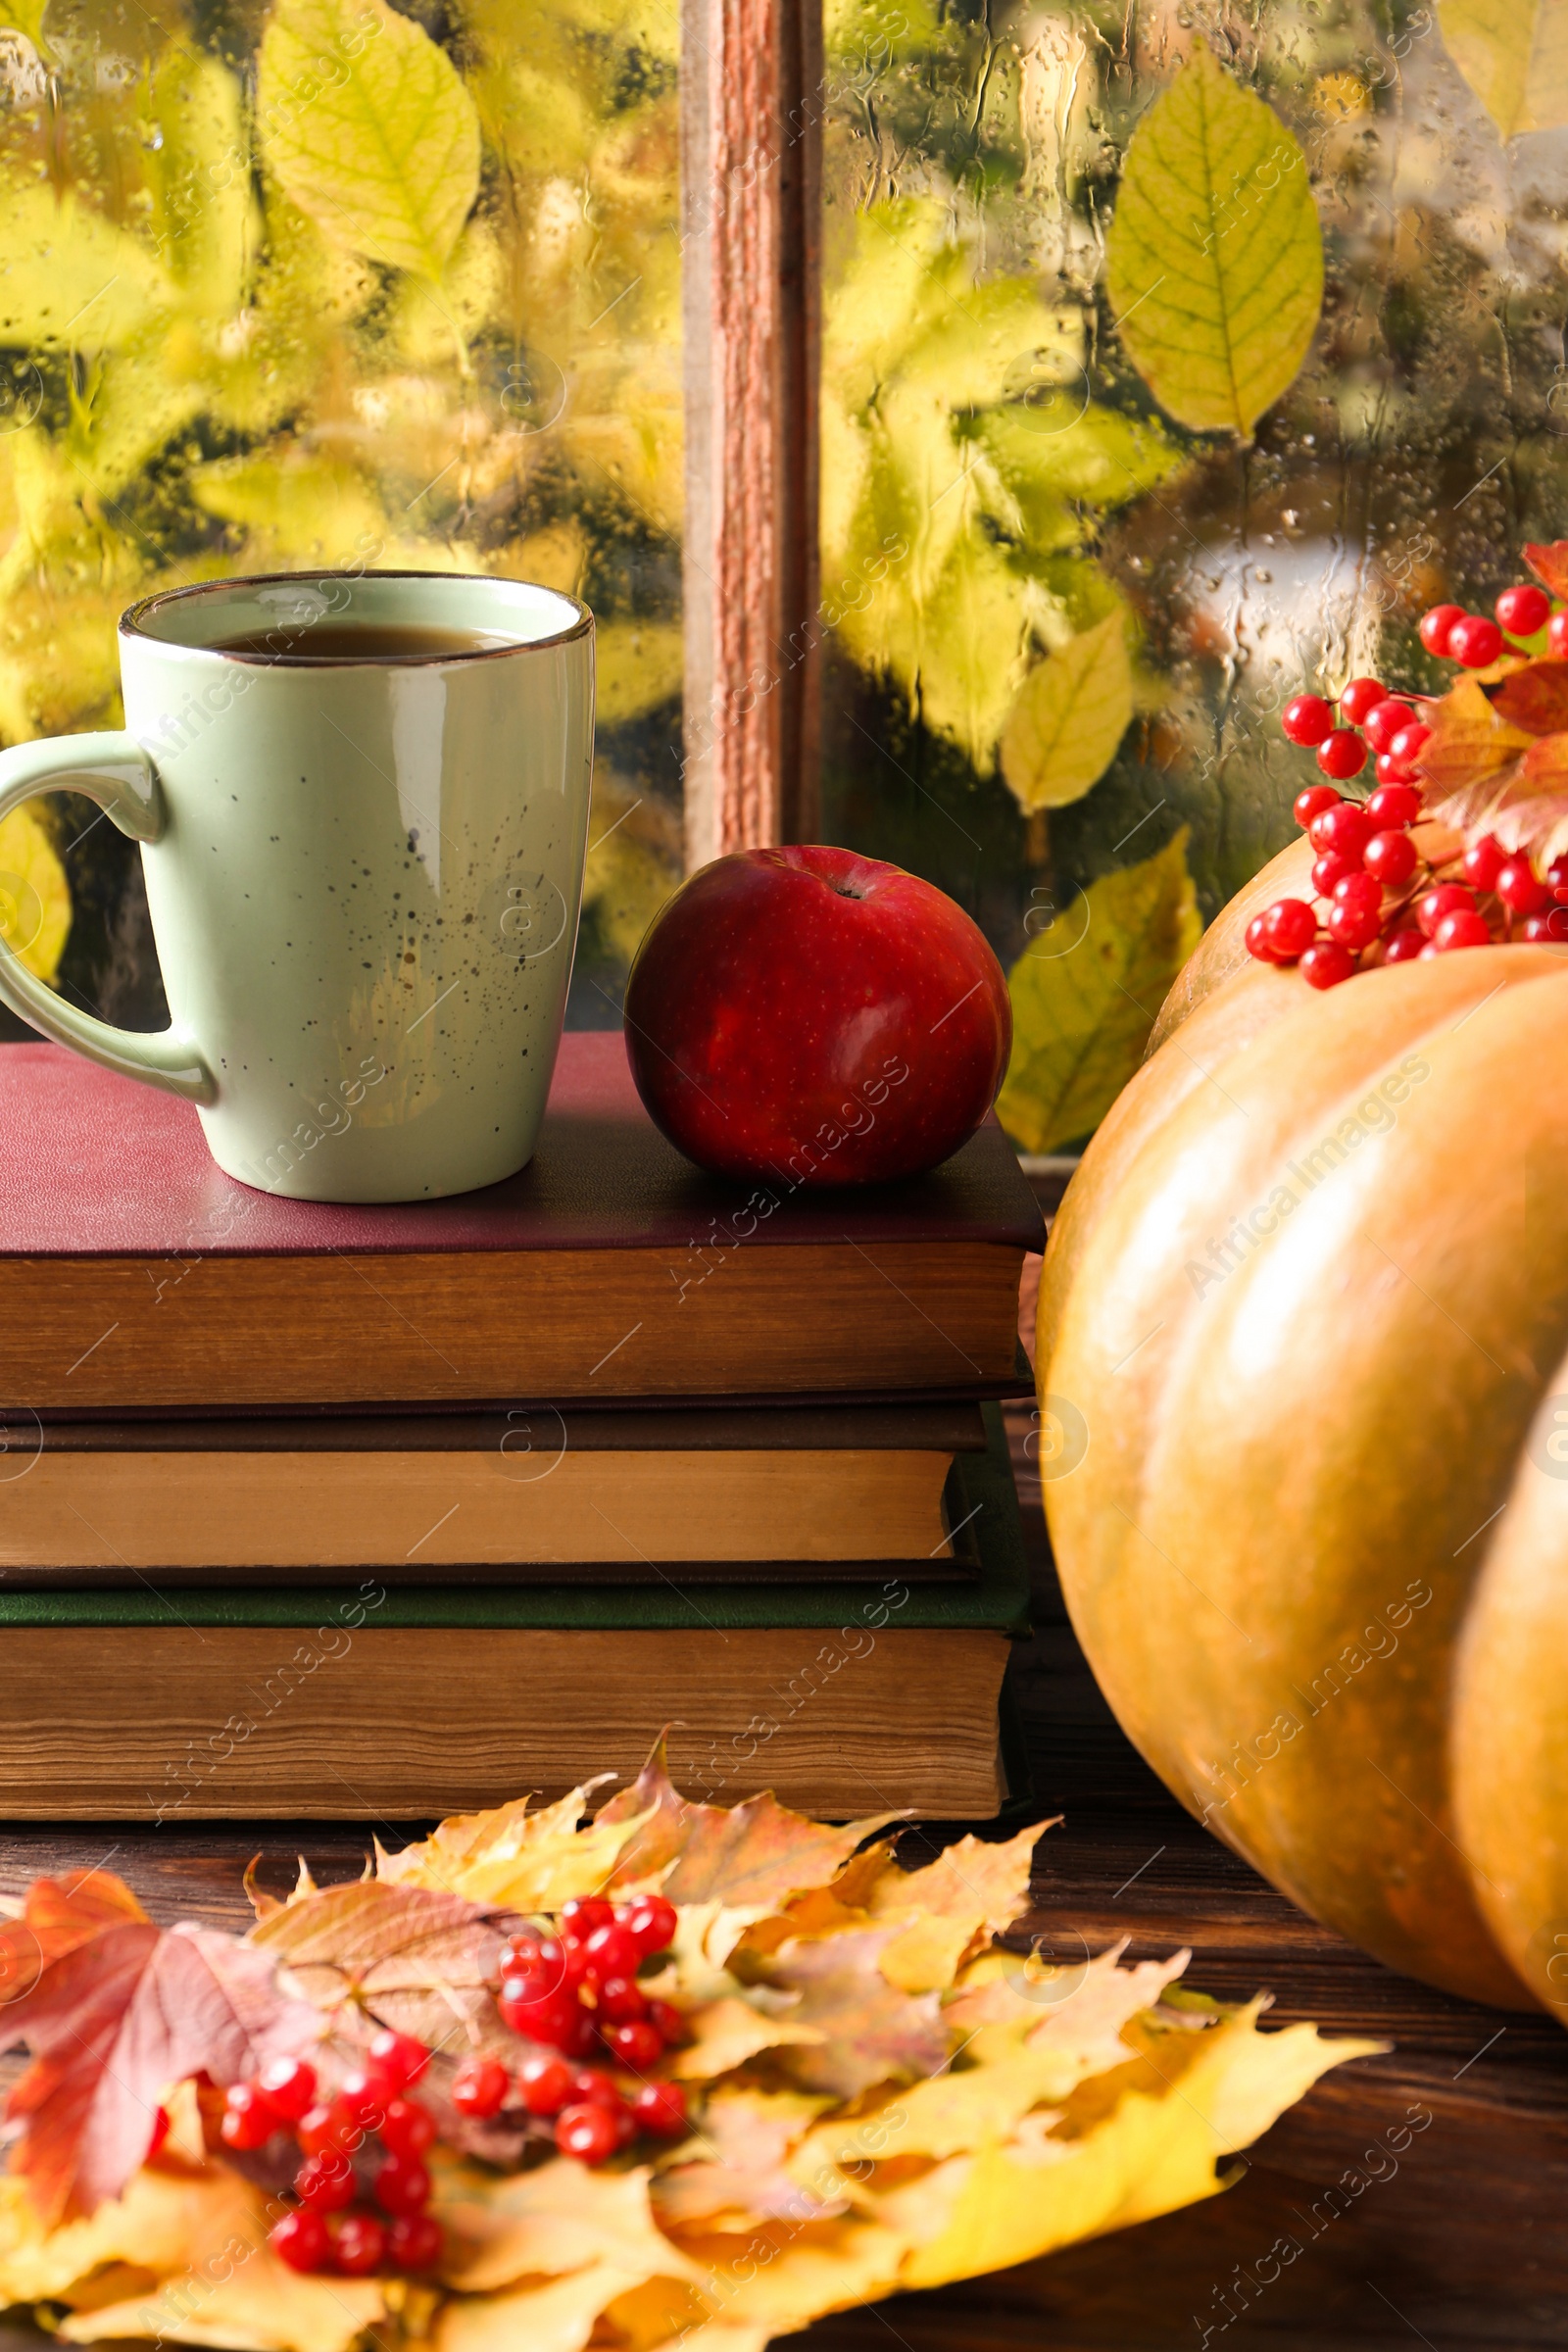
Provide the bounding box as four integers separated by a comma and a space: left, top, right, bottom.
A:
0, 571, 594, 1201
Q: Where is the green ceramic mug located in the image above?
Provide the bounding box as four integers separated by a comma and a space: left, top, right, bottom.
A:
0, 570, 594, 1201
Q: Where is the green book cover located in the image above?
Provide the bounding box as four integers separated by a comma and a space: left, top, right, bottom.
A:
0, 1405, 1031, 1638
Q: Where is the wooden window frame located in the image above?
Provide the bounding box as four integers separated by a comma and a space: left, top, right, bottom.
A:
679, 0, 821, 868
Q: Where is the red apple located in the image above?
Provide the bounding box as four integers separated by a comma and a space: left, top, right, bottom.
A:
622, 846, 1011, 1186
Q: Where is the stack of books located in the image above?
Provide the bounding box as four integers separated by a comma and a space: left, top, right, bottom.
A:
0, 1034, 1043, 1821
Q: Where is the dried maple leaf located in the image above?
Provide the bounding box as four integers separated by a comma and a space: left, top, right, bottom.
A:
600, 1739, 899, 1910
763, 1931, 948, 2098
651, 2088, 837, 2230
2, 1878, 320, 2226
432, 2150, 700, 2293
374, 1780, 644, 1911
1490, 660, 1568, 735
1525, 541, 1568, 599
1428, 732, 1568, 864
665, 1994, 824, 2082
247, 1879, 506, 2064
1413, 674, 1532, 793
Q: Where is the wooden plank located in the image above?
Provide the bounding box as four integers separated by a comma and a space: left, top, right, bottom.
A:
680, 0, 821, 864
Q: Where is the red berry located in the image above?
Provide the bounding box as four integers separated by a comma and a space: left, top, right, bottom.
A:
499, 1985, 579, 2045
1416, 883, 1476, 937
1382, 928, 1425, 963
1331, 870, 1381, 915
560, 1897, 616, 1940
271, 2210, 331, 2276
331, 2213, 387, 2278
618, 1896, 679, 1957
1339, 676, 1386, 724
556, 2102, 621, 2164
1363, 698, 1416, 755
1419, 604, 1465, 657
1327, 898, 1380, 952
1259, 898, 1316, 959
517, 2054, 574, 2117
295, 2153, 356, 2212
257, 2056, 318, 2123
452, 2059, 511, 2121
298, 2101, 361, 2158
1293, 783, 1341, 828
1497, 584, 1550, 639
630, 2082, 689, 2139
503, 1930, 543, 1966
1365, 781, 1422, 827
646, 2000, 688, 2048
1496, 857, 1548, 913
1309, 801, 1373, 858
1299, 941, 1357, 990
1448, 613, 1504, 668
1549, 612, 1568, 658
580, 1924, 639, 1984
338, 2069, 393, 2129
1317, 727, 1367, 781
1363, 830, 1418, 886
598, 1975, 649, 2025
1373, 753, 1401, 786
1245, 913, 1277, 963
374, 2156, 432, 2216
368, 2031, 429, 2090
380, 2098, 436, 2158
220, 2082, 282, 2152
1460, 836, 1505, 892
568, 2067, 622, 2109
388, 2213, 444, 2273
1386, 723, 1431, 775
1547, 856, 1568, 891
1282, 694, 1335, 747
1433, 908, 1492, 951
1524, 908, 1568, 941
603, 2020, 663, 2070
1310, 850, 1358, 898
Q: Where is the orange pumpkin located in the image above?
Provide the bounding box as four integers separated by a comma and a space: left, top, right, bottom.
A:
1039, 831, 1568, 2017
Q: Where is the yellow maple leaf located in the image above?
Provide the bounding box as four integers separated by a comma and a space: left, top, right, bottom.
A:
433, 2154, 699, 2296
665, 1995, 824, 2082
432, 2259, 662, 2352
376, 1781, 653, 1911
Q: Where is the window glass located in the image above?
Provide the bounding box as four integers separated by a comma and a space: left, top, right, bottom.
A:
819, 0, 1564, 1150
0, 0, 681, 1038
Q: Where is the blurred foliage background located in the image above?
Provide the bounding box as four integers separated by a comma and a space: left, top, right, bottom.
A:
0, 0, 1564, 1150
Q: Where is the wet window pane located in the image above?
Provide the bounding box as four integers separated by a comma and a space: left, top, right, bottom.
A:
819, 1, 1563, 1150
0, 0, 681, 1038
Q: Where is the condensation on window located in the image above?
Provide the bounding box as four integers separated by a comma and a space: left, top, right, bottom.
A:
819, 0, 1567, 1148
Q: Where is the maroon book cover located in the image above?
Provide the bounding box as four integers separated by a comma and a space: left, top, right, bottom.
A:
0, 1032, 1045, 1259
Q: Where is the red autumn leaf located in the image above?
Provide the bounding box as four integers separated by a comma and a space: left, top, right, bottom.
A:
1429, 731, 1568, 865
0, 1871, 146, 2004
764, 1930, 949, 2097
2, 1876, 320, 2225
1524, 541, 1568, 600
600, 1739, 899, 1909
1489, 660, 1568, 735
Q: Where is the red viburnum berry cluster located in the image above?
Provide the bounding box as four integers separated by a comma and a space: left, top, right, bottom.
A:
220, 2034, 442, 2279
1251, 581, 1568, 990
222, 1897, 692, 2280
486, 1893, 690, 2163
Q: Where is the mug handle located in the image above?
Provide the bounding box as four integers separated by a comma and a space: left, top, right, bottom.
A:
0, 733, 216, 1103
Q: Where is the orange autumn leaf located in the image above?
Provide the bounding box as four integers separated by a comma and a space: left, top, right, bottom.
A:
764, 1930, 948, 2098
1428, 729, 1568, 864
1524, 541, 1568, 600
602, 1738, 899, 1909
1412, 674, 1531, 793
1490, 660, 1568, 734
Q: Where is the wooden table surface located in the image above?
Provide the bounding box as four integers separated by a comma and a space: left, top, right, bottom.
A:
1, 1404, 1562, 2351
